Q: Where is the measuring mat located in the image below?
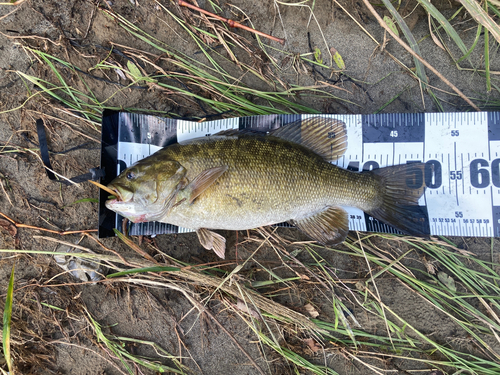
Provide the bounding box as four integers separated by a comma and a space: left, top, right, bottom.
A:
98, 111, 500, 238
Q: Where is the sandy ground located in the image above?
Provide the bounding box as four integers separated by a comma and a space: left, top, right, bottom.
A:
0, 0, 499, 374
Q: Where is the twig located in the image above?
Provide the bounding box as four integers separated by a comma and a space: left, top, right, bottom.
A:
0, 6, 19, 21
0, 181, 13, 207
89, 180, 116, 197
84, 233, 133, 267
0, 212, 97, 235
33, 236, 100, 254
115, 230, 159, 264
82, 4, 96, 40
27, 110, 100, 143
178, 0, 285, 45
360, 0, 480, 111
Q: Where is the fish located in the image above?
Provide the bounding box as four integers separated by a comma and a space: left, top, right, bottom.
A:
105, 117, 426, 259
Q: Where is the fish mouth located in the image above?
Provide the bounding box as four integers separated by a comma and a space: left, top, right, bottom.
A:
109, 187, 123, 202
105, 185, 131, 205
105, 191, 129, 214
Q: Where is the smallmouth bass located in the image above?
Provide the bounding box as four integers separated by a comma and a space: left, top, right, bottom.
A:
105, 117, 426, 258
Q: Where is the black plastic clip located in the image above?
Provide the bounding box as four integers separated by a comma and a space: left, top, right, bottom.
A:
36, 119, 105, 185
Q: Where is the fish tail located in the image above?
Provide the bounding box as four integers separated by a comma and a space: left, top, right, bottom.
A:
366, 163, 427, 235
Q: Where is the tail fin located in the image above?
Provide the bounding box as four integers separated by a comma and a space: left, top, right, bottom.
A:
367, 163, 427, 235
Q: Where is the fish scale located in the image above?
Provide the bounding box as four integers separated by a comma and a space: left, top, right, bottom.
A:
159, 136, 374, 230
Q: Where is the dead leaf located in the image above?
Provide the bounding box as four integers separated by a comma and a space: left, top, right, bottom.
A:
355, 280, 366, 291
424, 258, 436, 275
383, 16, 399, 36
0, 218, 19, 249
304, 303, 319, 318
115, 67, 126, 81
0, 218, 17, 238
236, 299, 261, 320
428, 14, 445, 51
303, 338, 321, 353
329, 47, 345, 70
438, 271, 457, 292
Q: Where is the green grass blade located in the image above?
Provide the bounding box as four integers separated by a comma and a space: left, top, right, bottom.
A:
416, 0, 469, 57
62, 198, 99, 208
427, 90, 444, 112
86, 308, 188, 374
489, 1, 500, 17
3, 265, 15, 374
107, 266, 181, 278
380, 0, 428, 91
255, 330, 339, 375
374, 85, 410, 113
33, 300, 65, 312
456, 24, 482, 63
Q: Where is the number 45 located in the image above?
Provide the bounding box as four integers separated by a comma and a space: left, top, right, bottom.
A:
390, 130, 398, 137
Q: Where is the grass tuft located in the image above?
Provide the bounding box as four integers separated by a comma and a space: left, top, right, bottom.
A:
85, 309, 188, 374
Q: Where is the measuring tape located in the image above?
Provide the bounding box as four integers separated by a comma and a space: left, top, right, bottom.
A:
98, 111, 500, 238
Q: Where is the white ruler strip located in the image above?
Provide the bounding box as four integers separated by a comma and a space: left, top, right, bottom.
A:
113, 112, 500, 237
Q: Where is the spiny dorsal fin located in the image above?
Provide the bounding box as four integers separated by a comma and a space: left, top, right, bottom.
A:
290, 206, 349, 246
196, 228, 226, 258
186, 166, 228, 203
269, 117, 347, 161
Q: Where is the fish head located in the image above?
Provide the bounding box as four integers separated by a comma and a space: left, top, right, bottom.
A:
105, 159, 187, 223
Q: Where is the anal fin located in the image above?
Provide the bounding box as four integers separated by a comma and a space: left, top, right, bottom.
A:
291, 206, 349, 246
196, 228, 226, 259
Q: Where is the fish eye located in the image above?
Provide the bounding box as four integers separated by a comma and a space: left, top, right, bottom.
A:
126, 171, 135, 180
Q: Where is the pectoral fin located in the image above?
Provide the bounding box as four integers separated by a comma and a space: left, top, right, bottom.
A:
187, 166, 228, 203
196, 228, 226, 259
291, 206, 349, 246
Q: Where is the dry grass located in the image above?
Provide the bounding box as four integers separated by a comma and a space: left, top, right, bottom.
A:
1, 223, 499, 374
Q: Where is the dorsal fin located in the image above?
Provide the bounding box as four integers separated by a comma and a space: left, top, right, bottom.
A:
269, 117, 347, 161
